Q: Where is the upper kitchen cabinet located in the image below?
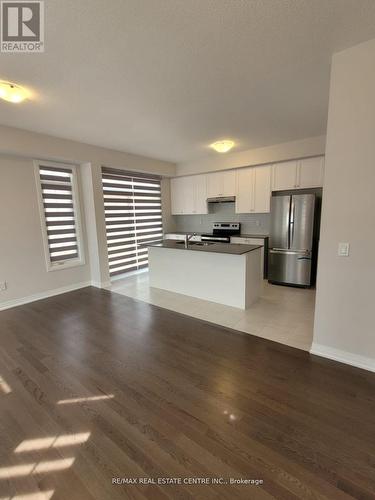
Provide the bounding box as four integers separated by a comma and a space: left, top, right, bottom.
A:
207, 170, 236, 198
170, 175, 208, 215
272, 160, 298, 191
254, 165, 272, 212
235, 167, 253, 213
272, 156, 324, 191
298, 157, 325, 188
193, 174, 208, 214
235, 165, 271, 213
170, 176, 189, 215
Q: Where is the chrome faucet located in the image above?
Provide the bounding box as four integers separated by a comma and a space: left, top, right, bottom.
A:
184, 232, 197, 248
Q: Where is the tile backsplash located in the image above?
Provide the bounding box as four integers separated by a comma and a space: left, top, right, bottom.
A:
173, 202, 270, 234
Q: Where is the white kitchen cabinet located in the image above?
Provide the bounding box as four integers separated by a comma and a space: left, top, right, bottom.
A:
164, 233, 201, 242
253, 166, 271, 212
235, 165, 271, 213
164, 233, 186, 241
272, 160, 298, 190
298, 157, 324, 188
231, 236, 266, 278
207, 170, 235, 198
222, 170, 236, 196
170, 178, 182, 214
171, 156, 324, 216
194, 174, 208, 214
235, 167, 253, 213
170, 175, 208, 215
272, 157, 324, 191
170, 177, 189, 215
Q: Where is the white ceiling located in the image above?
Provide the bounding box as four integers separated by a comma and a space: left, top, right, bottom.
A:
1, 0, 375, 164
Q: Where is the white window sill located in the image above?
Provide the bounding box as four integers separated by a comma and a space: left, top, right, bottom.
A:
47, 257, 86, 272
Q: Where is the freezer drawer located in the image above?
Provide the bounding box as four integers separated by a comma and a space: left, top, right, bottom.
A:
268, 250, 312, 287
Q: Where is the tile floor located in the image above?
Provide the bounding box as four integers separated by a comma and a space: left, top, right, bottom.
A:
108, 272, 315, 351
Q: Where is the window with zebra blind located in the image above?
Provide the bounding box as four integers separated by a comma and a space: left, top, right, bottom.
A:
101, 167, 163, 277
35, 162, 84, 270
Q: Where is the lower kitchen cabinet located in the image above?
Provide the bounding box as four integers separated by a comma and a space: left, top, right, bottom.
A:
164, 233, 201, 242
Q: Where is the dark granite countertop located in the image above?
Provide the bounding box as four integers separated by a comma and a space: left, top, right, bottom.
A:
147, 240, 262, 255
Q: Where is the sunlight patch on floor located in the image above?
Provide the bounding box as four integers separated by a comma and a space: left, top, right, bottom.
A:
0, 458, 75, 479
0, 375, 12, 394
56, 394, 114, 405
0, 490, 55, 500
14, 432, 90, 453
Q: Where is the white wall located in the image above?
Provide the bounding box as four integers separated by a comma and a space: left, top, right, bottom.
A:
0, 126, 176, 308
312, 38, 375, 372
0, 155, 91, 305
177, 135, 325, 176
0, 125, 175, 177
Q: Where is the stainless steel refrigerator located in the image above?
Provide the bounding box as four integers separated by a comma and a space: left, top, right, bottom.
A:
268, 193, 315, 287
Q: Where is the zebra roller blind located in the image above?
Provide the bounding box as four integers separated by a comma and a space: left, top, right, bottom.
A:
102, 167, 163, 277
37, 164, 81, 266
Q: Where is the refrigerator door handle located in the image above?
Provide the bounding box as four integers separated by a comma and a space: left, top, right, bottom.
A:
290, 198, 295, 248
270, 249, 310, 256
287, 196, 292, 249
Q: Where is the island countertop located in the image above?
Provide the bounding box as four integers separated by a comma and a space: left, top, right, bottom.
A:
147, 240, 262, 255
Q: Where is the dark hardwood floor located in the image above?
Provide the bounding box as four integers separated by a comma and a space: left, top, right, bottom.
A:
1, 287, 375, 499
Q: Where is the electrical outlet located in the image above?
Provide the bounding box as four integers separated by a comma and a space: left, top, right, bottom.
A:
255, 220, 261, 227
338, 242, 350, 257
0, 281, 7, 291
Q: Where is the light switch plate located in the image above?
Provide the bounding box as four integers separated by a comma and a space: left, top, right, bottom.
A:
338, 242, 350, 257
0, 281, 7, 291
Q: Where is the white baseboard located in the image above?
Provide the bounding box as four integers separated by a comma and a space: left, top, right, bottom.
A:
310, 343, 375, 373
0, 281, 96, 312
91, 280, 111, 289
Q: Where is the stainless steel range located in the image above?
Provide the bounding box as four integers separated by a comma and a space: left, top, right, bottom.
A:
201, 222, 241, 243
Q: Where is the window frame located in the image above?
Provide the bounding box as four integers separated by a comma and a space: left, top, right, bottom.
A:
34, 160, 85, 272
101, 167, 163, 278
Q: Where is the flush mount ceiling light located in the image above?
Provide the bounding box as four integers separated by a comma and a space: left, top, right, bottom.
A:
210, 140, 235, 153
0, 81, 28, 103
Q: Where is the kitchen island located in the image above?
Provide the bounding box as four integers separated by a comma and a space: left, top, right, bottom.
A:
147, 240, 262, 309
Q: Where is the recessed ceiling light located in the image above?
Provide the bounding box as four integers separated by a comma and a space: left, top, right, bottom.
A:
210, 140, 235, 153
0, 81, 28, 103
